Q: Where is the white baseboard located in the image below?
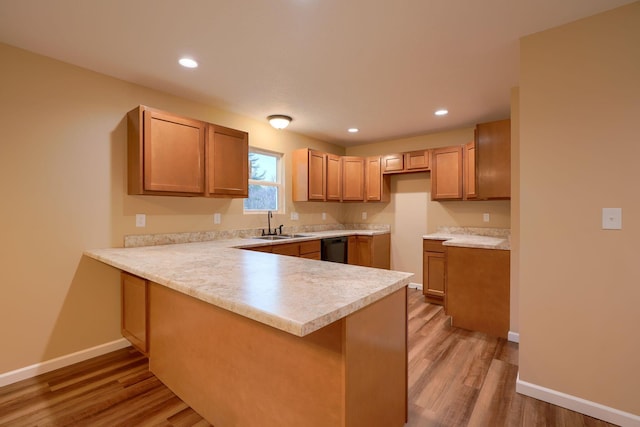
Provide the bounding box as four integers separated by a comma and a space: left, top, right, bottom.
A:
507, 331, 520, 343
516, 374, 640, 427
408, 282, 423, 290
0, 338, 130, 387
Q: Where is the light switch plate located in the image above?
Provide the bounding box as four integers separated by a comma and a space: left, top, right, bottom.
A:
322, 212, 326, 220
213, 213, 221, 224
291, 212, 299, 220
135, 214, 146, 228
362, 212, 367, 220
602, 208, 622, 230
483, 213, 490, 222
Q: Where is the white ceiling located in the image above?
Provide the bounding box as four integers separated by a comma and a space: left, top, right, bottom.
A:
0, 0, 633, 146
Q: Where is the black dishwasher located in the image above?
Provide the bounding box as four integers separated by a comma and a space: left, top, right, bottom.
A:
321, 237, 348, 264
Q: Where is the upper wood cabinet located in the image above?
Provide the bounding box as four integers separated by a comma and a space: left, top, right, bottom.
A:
405, 150, 430, 171
292, 148, 326, 201
463, 141, 477, 200
128, 106, 206, 196
476, 119, 511, 199
326, 154, 342, 201
365, 156, 390, 202
431, 146, 463, 200
206, 124, 248, 197
342, 156, 365, 201
127, 105, 248, 198
382, 153, 404, 173
382, 150, 430, 174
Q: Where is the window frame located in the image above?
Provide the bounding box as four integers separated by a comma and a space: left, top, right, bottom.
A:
243, 147, 285, 215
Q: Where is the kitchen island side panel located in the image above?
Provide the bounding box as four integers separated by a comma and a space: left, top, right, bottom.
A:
149, 282, 408, 426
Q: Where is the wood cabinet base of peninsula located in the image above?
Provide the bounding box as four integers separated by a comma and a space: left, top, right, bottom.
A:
446, 247, 510, 338
148, 283, 408, 427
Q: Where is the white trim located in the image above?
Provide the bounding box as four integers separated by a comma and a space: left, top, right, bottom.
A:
0, 338, 130, 387
408, 282, 423, 290
507, 331, 520, 343
516, 374, 640, 427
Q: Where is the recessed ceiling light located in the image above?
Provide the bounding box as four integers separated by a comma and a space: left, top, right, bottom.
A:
348, 128, 359, 133
179, 57, 198, 68
434, 109, 448, 116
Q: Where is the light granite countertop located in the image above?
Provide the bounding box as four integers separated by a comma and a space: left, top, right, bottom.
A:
85, 229, 413, 338
423, 227, 511, 250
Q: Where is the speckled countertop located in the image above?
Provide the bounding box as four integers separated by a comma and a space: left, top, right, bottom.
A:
85, 229, 413, 337
423, 227, 511, 250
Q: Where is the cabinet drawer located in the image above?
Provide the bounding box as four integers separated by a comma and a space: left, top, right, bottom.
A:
299, 240, 321, 255
423, 239, 446, 253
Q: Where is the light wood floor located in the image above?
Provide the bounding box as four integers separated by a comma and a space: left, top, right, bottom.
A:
0, 288, 617, 426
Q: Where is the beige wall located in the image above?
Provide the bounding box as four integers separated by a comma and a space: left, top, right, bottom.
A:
510, 87, 520, 334
519, 2, 640, 415
344, 129, 511, 279
0, 42, 344, 374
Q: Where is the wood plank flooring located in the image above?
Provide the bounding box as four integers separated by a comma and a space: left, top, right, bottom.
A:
0, 288, 618, 426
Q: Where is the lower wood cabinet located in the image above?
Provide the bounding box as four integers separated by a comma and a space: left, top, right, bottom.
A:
348, 234, 391, 269
245, 240, 321, 260
422, 239, 446, 306
121, 272, 148, 355
446, 246, 510, 338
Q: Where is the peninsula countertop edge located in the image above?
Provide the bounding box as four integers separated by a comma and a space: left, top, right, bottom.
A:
85, 235, 413, 337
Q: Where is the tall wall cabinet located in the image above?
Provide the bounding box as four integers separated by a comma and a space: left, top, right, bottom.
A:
127, 105, 248, 197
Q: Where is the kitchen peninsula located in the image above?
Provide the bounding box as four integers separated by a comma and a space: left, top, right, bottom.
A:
85, 235, 413, 427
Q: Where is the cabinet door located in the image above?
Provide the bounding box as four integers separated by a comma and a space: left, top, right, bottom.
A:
370, 233, 391, 269
342, 157, 365, 201
382, 153, 404, 173
431, 146, 463, 200
142, 108, 206, 194
207, 124, 248, 197
121, 272, 148, 355
347, 236, 359, 265
405, 150, 430, 171
272, 242, 300, 257
423, 251, 445, 304
463, 141, 477, 200
476, 119, 511, 199
326, 154, 342, 201
308, 150, 327, 201
365, 156, 382, 201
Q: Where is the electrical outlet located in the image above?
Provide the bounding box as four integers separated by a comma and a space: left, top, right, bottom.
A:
483, 213, 490, 222
322, 212, 326, 220
362, 212, 367, 220
291, 212, 299, 220
213, 213, 221, 224
135, 214, 146, 228
602, 208, 622, 230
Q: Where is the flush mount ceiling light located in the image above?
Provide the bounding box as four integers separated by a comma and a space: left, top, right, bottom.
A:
267, 115, 292, 129
434, 109, 449, 116
348, 128, 359, 133
178, 57, 198, 68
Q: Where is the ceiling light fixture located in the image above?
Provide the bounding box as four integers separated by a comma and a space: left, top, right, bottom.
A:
267, 115, 292, 129
348, 128, 359, 133
179, 57, 198, 68
434, 109, 448, 116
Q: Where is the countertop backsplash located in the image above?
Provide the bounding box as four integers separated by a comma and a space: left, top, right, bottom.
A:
123, 223, 391, 248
